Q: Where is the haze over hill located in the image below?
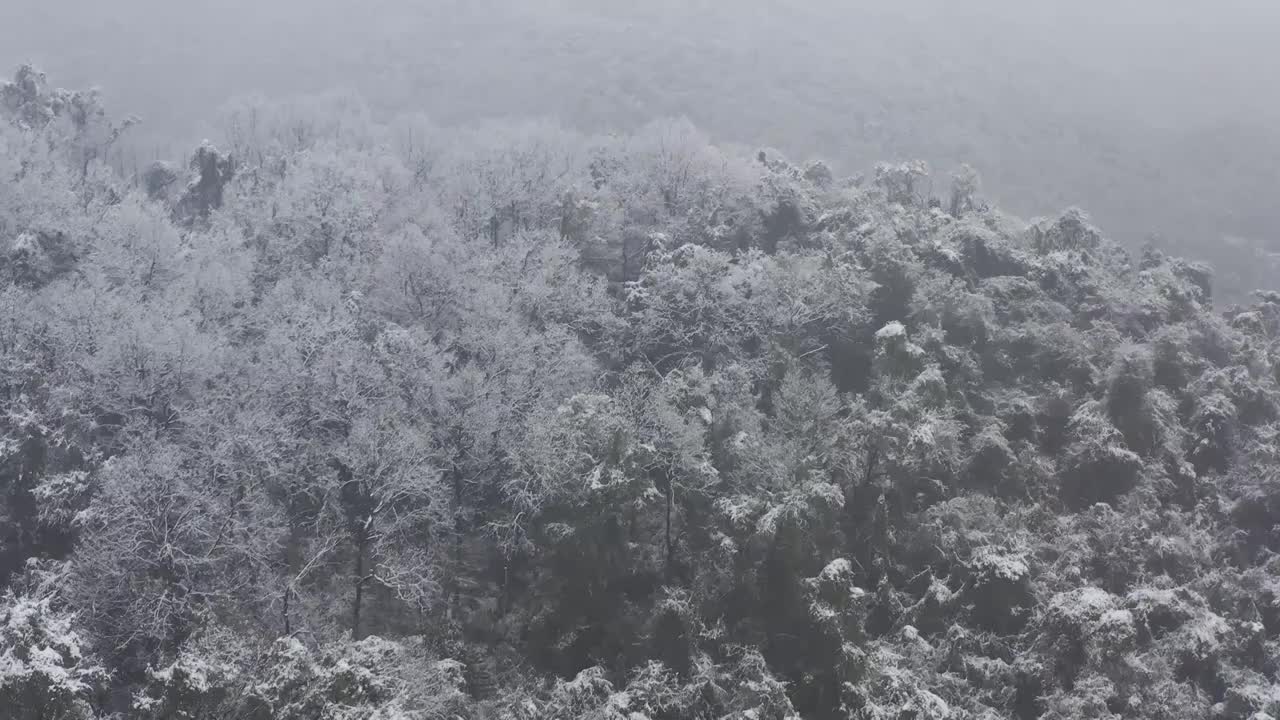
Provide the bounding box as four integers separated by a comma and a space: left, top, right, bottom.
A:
3, 0, 1278, 296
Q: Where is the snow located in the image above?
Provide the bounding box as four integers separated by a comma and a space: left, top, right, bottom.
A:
1074, 587, 1116, 611
0, 594, 99, 698
1185, 611, 1232, 647
808, 481, 845, 509
971, 546, 1029, 583
12, 232, 37, 254
714, 495, 760, 527
916, 688, 951, 718
586, 463, 605, 489
1050, 586, 1118, 626
1097, 608, 1136, 646
875, 321, 906, 340
1231, 310, 1262, 329
818, 558, 855, 582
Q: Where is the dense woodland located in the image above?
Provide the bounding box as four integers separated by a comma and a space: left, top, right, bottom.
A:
5, 1, 1278, 301
3, 66, 1280, 719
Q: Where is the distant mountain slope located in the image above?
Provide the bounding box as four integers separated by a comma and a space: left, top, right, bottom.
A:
2, 1, 1277, 298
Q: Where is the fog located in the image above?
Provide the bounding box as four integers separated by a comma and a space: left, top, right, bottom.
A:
4, 0, 1278, 292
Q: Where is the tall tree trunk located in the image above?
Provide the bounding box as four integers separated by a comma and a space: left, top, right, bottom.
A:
450, 464, 464, 623
352, 530, 367, 640
665, 481, 674, 580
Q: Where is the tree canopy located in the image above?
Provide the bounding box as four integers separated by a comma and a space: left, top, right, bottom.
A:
2, 66, 1280, 720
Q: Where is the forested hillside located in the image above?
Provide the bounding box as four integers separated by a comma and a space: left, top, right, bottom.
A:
4, 67, 1280, 720
4, 0, 1278, 301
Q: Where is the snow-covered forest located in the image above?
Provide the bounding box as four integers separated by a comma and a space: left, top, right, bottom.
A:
4, 0, 1278, 301
2, 56, 1280, 720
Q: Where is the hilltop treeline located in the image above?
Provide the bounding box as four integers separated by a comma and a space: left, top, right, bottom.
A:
3, 67, 1280, 720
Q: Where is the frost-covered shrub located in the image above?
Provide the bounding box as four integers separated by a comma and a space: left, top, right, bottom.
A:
1059, 401, 1145, 510
1041, 587, 1122, 687
251, 636, 468, 719
1125, 587, 1198, 644
133, 628, 247, 719
138, 634, 470, 720
966, 546, 1033, 634
847, 640, 954, 720
964, 422, 1016, 494
874, 160, 930, 207
0, 591, 104, 720
1028, 208, 1102, 256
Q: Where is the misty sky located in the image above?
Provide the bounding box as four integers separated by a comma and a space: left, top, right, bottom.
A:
3, 0, 1278, 283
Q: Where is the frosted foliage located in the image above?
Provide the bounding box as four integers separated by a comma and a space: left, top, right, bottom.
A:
0, 593, 103, 719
